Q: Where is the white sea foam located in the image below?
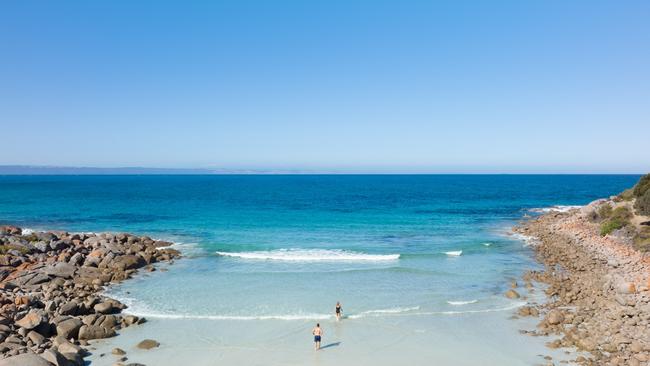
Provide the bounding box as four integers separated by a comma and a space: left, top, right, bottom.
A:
113, 294, 418, 320
215, 249, 400, 262
446, 300, 478, 306
21, 228, 34, 235
481, 242, 492, 247
168, 241, 204, 256
120, 311, 333, 321
444, 250, 462, 256
528, 205, 582, 214
422, 301, 527, 315
114, 294, 522, 321
509, 232, 539, 247
347, 306, 421, 318
120, 303, 522, 321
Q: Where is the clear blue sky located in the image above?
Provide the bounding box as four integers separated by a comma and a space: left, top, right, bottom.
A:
1, 1, 649, 173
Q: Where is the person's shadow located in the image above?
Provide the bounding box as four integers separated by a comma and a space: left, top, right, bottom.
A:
320, 342, 341, 350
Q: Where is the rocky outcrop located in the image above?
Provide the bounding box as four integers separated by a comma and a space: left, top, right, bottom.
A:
0, 226, 180, 363
514, 205, 650, 365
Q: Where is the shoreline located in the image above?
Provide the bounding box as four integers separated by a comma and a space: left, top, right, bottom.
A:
514, 202, 650, 365
3, 197, 645, 365
0, 225, 180, 365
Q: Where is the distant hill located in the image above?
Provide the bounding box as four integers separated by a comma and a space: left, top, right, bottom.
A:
0, 165, 217, 175
0, 165, 323, 175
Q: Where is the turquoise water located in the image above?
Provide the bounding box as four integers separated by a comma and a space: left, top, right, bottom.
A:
0, 175, 637, 321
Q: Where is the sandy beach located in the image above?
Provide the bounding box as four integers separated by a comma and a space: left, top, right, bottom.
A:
85, 302, 573, 366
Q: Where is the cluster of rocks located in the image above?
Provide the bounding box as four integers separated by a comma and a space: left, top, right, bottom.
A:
0, 225, 180, 365
513, 202, 650, 366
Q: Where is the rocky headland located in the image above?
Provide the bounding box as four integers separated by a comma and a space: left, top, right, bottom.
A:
0, 226, 180, 366
514, 174, 650, 365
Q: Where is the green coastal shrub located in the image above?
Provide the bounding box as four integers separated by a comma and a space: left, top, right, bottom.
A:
634, 227, 650, 252
633, 174, 650, 197
634, 189, 650, 216
617, 188, 635, 202
599, 206, 632, 236
600, 219, 625, 236
597, 204, 613, 221
611, 206, 632, 221
593, 203, 612, 222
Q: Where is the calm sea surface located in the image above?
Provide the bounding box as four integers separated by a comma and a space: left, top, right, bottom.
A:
0, 175, 638, 320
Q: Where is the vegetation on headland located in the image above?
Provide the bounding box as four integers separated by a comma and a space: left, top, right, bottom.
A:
605, 173, 650, 251
634, 227, 650, 251
618, 173, 650, 215
633, 174, 650, 197
635, 187, 650, 216
598, 206, 632, 236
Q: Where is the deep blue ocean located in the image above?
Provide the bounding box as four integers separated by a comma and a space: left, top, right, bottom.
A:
0, 175, 639, 319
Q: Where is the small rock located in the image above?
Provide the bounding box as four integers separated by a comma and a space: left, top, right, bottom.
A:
505, 289, 520, 299
56, 317, 83, 339
0, 353, 52, 366
15, 311, 44, 330
42, 262, 76, 279
61, 351, 85, 365
59, 301, 79, 316
615, 281, 636, 294
635, 353, 649, 362
27, 330, 45, 345
136, 339, 160, 349
94, 301, 114, 314
630, 341, 643, 353
54, 336, 82, 355
545, 310, 564, 325
40, 349, 69, 366
578, 338, 596, 352
122, 315, 140, 327
78, 324, 115, 340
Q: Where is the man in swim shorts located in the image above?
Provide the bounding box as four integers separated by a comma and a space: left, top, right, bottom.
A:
312, 323, 322, 350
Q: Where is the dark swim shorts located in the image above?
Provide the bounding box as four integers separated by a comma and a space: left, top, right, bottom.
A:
314, 335, 321, 342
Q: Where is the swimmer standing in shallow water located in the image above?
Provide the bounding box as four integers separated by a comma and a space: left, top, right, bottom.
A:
335, 301, 342, 321
312, 323, 322, 350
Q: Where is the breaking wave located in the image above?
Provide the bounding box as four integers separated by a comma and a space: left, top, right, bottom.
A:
347, 306, 421, 318
113, 293, 525, 321
120, 303, 524, 321
444, 250, 463, 256
528, 205, 582, 214
446, 300, 478, 306
215, 249, 400, 262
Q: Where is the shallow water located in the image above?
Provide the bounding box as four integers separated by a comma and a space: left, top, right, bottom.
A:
0, 175, 638, 364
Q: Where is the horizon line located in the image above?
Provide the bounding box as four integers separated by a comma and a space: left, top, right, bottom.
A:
0, 165, 645, 176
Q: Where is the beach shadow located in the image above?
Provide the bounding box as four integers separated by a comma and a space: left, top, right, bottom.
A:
320, 342, 341, 350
